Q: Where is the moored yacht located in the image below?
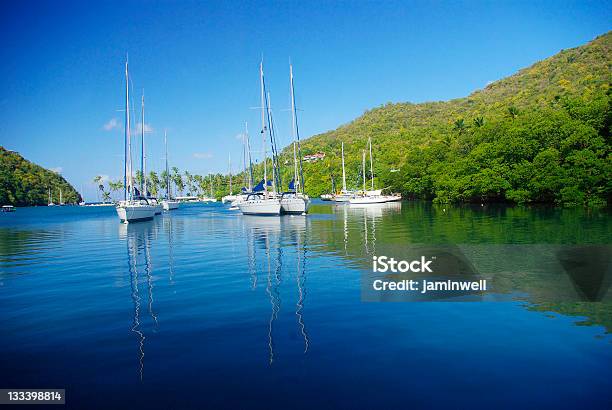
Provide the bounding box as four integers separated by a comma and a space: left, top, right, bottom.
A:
279, 63, 310, 215
238, 192, 282, 216
238, 60, 283, 216
115, 57, 156, 223
161, 131, 180, 212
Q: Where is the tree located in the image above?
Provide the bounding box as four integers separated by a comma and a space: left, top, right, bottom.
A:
508, 106, 519, 119
453, 118, 466, 135
148, 171, 160, 198
93, 175, 102, 201
172, 167, 184, 195
108, 180, 123, 201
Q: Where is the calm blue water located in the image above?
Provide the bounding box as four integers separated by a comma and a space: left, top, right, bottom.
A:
0, 202, 611, 409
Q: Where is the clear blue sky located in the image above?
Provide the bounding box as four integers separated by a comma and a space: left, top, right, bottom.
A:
0, 0, 609, 200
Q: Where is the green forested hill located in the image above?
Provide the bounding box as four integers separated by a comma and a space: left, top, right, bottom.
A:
277, 31, 611, 206
0, 147, 81, 206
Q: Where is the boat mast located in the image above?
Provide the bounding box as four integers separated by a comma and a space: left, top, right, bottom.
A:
259, 60, 268, 193
141, 92, 146, 197
267, 91, 276, 193
124, 57, 130, 201
341, 142, 347, 192
362, 150, 366, 193
290, 65, 299, 192
368, 137, 374, 191
289, 63, 305, 193
209, 172, 213, 198
245, 122, 253, 191
228, 153, 232, 195
164, 131, 170, 199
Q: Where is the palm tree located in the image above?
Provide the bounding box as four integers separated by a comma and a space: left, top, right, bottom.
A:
108, 180, 123, 201
508, 106, 519, 119
172, 167, 184, 195
473, 116, 485, 127
184, 171, 194, 196
160, 170, 170, 198
102, 191, 111, 203
148, 171, 160, 198
453, 118, 466, 135
93, 175, 103, 201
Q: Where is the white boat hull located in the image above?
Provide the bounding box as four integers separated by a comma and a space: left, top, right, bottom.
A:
162, 200, 180, 211
238, 198, 281, 216
116, 203, 156, 223
280, 195, 310, 215
349, 196, 389, 205
222, 194, 238, 204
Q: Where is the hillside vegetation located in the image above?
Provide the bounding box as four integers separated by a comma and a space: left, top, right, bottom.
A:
0, 147, 81, 206
277, 31, 611, 206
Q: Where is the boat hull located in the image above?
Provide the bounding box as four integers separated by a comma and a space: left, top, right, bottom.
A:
238, 198, 281, 216
162, 200, 180, 211
116, 204, 156, 223
280, 196, 310, 215
349, 196, 389, 205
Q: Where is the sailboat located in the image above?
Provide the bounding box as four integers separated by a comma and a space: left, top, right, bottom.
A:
279, 63, 310, 215
161, 131, 180, 211
221, 154, 238, 204
140, 93, 162, 215
116, 57, 157, 223
238, 60, 282, 216
229, 123, 253, 210
47, 188, 55, 206
349, 137, 401, 204
333, 142, 353, 202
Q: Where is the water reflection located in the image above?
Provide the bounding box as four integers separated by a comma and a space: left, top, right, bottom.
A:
242, 216, 311, 363
120, 220, 159, 380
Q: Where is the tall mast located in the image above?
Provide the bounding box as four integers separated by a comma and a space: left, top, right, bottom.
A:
368, 137, 374, 191
209, 172, 213, 197
228, 153, 232, 195
164, 131, 170, 199
290, 64, 299, 192
289, 63, 305, 193
341, 142, 347, 192
245, 122, 253, 191
362, 150, 366, 193
267, 91, 276, 193
124, 57, 130, 201
259, 60, 267, 193
141, 92, 146, 196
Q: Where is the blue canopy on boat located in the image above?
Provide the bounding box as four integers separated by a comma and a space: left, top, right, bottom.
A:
241, 186, 248, 193
266, 180, 272, 187
288, 179, 295, 190
253, 180, 265, 192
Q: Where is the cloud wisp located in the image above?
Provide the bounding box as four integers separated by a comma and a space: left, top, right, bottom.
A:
193, 152, 213, 159
103, 118, 120, 131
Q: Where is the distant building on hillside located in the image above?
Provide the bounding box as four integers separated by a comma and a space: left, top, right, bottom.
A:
303, 152, 325, 162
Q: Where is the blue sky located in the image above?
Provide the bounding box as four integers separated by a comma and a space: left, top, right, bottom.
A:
0, 0, 609, 200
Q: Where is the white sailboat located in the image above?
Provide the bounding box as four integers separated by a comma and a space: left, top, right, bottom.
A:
333, 142, 353, 202
222, 153, 238, 204
280, 63, 310, 215
47, 188, 55, 206
140, 93, 162, 215
350, 137, 401, 204
161, 131, 180, 211
116, 57, 156, 223
229, 123, 252, 210
238, 60, 281, 216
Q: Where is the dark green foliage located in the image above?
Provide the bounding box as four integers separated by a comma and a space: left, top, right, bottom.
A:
0, 147, 81, 206
285, 31, 612, 207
